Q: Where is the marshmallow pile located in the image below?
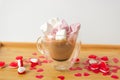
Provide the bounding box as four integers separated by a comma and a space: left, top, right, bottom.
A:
40, 18, 80, 41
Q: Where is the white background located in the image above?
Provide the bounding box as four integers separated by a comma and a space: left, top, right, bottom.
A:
0, 0, 120, 44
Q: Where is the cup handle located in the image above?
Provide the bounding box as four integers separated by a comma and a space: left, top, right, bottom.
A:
36, 36, 44, 54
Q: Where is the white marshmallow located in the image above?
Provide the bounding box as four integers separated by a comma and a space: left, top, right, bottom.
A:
40, 22, 52, 35
47, 34, 54, 39
48, 18, 61, 28
18, 67, 26, 73
55, 29, 66, 40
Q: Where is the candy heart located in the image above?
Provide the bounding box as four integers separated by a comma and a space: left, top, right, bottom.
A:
0, 61, 5, 68
57, 76, 65, 80
36, 75, 44, 79
74, 73, 82, 77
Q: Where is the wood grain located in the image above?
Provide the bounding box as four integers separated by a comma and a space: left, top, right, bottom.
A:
0, 42, 120, 80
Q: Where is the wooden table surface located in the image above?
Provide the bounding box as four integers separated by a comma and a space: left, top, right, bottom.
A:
0, 42, 120, 80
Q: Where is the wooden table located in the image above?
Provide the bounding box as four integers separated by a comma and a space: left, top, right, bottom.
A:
0, 42, 120, 80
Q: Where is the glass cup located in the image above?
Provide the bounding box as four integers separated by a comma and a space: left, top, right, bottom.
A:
36, 34, 81, 71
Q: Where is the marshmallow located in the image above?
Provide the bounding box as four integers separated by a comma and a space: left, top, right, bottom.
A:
47, 34, 54, 39
40, 22, 52, 35
18, 67, 26, 74
55, 29, 66, 40
48, 18, 61, 28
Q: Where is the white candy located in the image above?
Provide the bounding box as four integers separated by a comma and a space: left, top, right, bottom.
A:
18, 67, 26, 73
55, 29, 66, 40
40, 22, 52, 35
30, 58, 38, 63
89, 59, 98, 64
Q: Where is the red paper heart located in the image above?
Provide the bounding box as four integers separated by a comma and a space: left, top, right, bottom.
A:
74, 73, 82, 77
37, 68, 44, 72
101, 56, 109, 61
111, 75, 119, 79
84, 72, 90, 76
32, 52, 37, 55
9, 62, 18, 68
112, 58, 119, 63
88, 55, 97, 59
36, 75, 44, 79
57, 76, 65, 80
0, 61, 5, 67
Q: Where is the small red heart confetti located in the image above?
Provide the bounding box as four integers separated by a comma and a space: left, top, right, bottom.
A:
57, 76, 65, 80
32, 52, 37, 55
69, 67, 77, 71
37, 68, 44, 72
9, 61, 18, 68
112, 58, 119, 63
111, 75, 119, 79
36, 75, 44, 79
101, 56, 109, 61
111, 68, 118, 73
74, 73, 82, 77
0, 61, 5, 68
42, 60, 49, 63
29, 67, 37, 70
83, 72, 90, 76
76, 67, 82, 70
88, 55, 97, 59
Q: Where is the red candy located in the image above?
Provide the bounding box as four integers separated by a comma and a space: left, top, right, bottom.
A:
16, 56, 23, 60
90, 63, 99, 70
16, 56, 23, 67
30, 58, 39, 68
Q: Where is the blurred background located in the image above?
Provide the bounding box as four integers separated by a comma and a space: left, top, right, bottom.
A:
0, 0, 120, 44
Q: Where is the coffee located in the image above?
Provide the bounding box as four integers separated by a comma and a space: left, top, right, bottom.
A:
41, 39, 75, 61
